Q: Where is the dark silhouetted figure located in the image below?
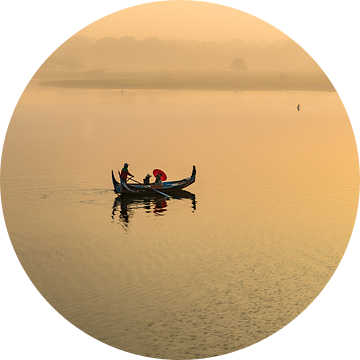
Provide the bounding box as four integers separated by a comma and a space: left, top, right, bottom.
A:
143, 174, 151, 185
297, 104, 301, 111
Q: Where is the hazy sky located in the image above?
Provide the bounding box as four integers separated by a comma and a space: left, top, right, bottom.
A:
77, 1, 289, 42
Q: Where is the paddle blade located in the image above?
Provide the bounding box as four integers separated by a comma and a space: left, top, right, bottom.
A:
153, 169, 167, 181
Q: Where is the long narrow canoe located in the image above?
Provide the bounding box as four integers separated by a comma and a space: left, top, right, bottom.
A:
112, 166, 196, 195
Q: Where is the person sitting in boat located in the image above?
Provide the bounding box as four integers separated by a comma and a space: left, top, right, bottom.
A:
143, 174, 151, 185
120, 163, 133, 182
154, 173, 163, 186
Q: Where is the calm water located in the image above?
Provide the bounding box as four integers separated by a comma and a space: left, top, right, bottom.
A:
1, 80, 359, 359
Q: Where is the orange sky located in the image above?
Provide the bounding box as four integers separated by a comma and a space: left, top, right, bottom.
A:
77, 1, 289, 42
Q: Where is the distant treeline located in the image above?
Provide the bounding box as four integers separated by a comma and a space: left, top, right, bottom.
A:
38, 74, 335, 92
39, 35, 322, 73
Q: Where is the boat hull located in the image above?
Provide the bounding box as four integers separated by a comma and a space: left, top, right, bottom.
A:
112, 166, 196, 195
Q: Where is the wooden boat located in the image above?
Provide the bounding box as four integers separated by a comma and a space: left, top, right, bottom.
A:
112, 166, 196, 196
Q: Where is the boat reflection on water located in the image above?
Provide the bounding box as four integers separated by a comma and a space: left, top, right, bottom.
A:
111, 190, 196, 228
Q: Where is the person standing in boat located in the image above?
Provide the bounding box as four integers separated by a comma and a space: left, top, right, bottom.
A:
120, 163, 133, 182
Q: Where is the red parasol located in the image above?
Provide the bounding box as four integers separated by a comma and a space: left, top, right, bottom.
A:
153, 169, 167, 181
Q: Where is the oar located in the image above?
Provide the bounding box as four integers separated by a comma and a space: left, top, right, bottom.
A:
127, 175, 171, 199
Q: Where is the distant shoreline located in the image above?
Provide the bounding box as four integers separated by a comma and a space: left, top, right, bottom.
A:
38, 77, 335, 92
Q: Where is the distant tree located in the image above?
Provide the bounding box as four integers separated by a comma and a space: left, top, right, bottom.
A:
230, 58, 247, 72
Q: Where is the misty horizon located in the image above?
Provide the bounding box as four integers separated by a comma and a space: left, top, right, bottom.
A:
38, 35, 322, 74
